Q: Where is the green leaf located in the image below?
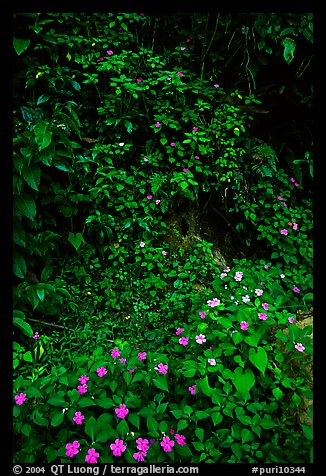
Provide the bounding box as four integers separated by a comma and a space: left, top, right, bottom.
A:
15, 194, 36, 220
33, 410, 47, 426
68, 232, 84, 251
249, 347, 268, 374
177, 419, 188, 431
34, 121, 53, 150
147, 416, 159, 436
211, 412, 223, 426
153, 375, 168, 392
13, 251, 27, 279
22, 166, 41, 191
41, 265, 53, 282
127, 413, 140, 429
117, 418, 129, 437
232, 367, 255, 394
85, 416, 100, 441
72, 80, 81, 91
241, 428, 254, 444
281, 37, 296, 64
13, 38, 30, 55
95, 397, 115, 409
197, 376, 213, 397
48, 395, 68, 407
37, 94, 50, 106
51, 412, 64, 427
14, 317, 33, 337
124, 120, 133, 133
36, 287, 45, 302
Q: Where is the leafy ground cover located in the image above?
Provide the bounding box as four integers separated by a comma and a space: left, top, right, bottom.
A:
13, 12, 313, 464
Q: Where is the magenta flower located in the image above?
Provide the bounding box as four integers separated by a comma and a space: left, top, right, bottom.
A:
115, 404, 129, 419
66, 441, 80, 458
77, 384, 88, 395
140, 241, 145, 247
156, 363, 168, 374
156, 199, 161, 204
14, 393, 27, 405
261, 303, 269, 312
147, 195, 153, 199
208, 358, 216, 366
111, 348, 121, 358
175, 434, 186, 446
214, 83, 219, 88
136, 78, 142, 83
278, 196, 283, 201
143, 157, 149, 162
293, 286, 301, 293
295, 343, 305, 352
176, 327, 184, 335
85, 448, 99, 463
136, 438, 150, 452
283, 202, 287, 207
293, 223, 298, 230
194, 155, 200, 160
78, 375, 89, 384
188, 385, 196, 395
170, 142, 176, 147
234, 271, 243, 281
288, 317, 295, 324
280, 229, 288, 236
160, 436, 175, 452
176, 72, 183, 77
128, 369, 135, 373
33, 332, 39, 339
199, 311, 206, 319
107, 50, 114, 55
96, 367, 107, 377
162, 250, 167, 256
119, 357, 127, 364
264, 265, 269, 270
255, 289, 263, 296
258, 313, 268, 320
193, 127, 198, 132
73, 411, 85, 425
220, 272, 227, 278
110, 439, 126, 456
180, 47, 186, 51
138, 352, 147, 361
155, 122, 161, 128
195, 334, 206, 344
179, 336, 189, 346
133, 451, 146, 462
207, 297, 220, 307
183, 168, 189, 173
240, 321, 249, 330
294, 182, 299, 187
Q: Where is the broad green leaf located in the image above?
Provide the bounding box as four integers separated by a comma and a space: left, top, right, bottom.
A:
48, 395, 68, 407
36, 287, 45, 302
95, 397, 115, 409
13, 251, 27, 279
147, 416, 159, 436
232, 367, 255, 394
117, 418, 129, 437
153, 375, 168, 392
51, 412, 64, 427
241, 428, 254, 444
41, 265, 53, 282
14, 317, 33, 337
177, 419, 188, 432
85, 416, 100, 441
37, 94, 50, 106
68, 232, 84, 251
34, 121, 53, 150
211, 412, 223, 426
249, 347, 268, 374
281, 37, 296, 64
15, 194, 36, 220
197, 376, 213, 397
33, 410, 47, 426
22, 166, 41, 191
127, 413, 140, 429
13, 38, 30, 55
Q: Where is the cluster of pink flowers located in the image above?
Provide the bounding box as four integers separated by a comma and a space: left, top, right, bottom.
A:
115, 404, 129, 419
258, 313, 268, 321
14, 393, 27, 405
33, 331, 39, 339
66, 441, 80, 458
188, 384, 196, 395
96, 367, 107, 377
73, 411, 84, 425
198, 311, 206, 319
234, 271, 243, 282
77, 383, 88, 395
290, 177, 299, 187
240, 321, 249, 330
111, 349, 121, 358
155, 363, 168, 374
138, 352, 147, 361
208, 358, 216, 366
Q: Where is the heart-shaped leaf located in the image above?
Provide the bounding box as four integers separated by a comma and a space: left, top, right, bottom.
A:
249, 347, 268, 374
68, 232, 84, 251
232, 367, 255, 394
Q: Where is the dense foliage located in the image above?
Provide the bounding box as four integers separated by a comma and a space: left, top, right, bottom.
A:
13, 12, 313, 464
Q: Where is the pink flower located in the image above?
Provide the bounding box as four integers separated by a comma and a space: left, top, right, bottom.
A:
78, 375, 89, 384
199, 311, 206, 319
240, 321, 249, 330
96, 367, 107, 377
258, 313, 268, 320
264, 265, 269, 270
140, 242, 145, 247
155, 122, 161, 128
179, 336, 188, 346
214, 83, 219, 88
136, 78, 142, 83
290, 178, 295, 182
111, 349, 121, 358
294, 182, 299, 187
283, 202, 287, 207
293, 223, 298, 230
176, 327, 184, 335
293, 286, 301, 293
195, 334, 206, 344
186, 38, 191, 43
188, 385, 196, 395
193, 127, 198, 132
180, 47, 186, 51
136, 438, 150, 452
262, 303, 269, 311
107, 50, 114, 55
133, 451, 146, 462
295, 343, 305, 352
77, 384, 88, 394
278, 196, 283, 201
33, 332, 39, 339
208, 358, 216, 366
160, 436, 175, 452
242, 295, 250, 303
207, 297, 220, 307
175, 434, 186, 446
73, 411, 85, 425
255, 289, 263, 296
155, 199, 161, 204
115, 404, 129, 419
162, 250, 167, 256
176, 72, 183, 76
97, 57, 104, 62
156, 363, 168, 374
280, 229, 288, 236
183, 168, 189, 173
194, 155, 200, 160
170, 142, 175, 147
66, 441, 80, 458
147, 195, 153, 199
137, 352, 147, 361
85, 447, 99, 463
119, 358, 127, 364
128, 369, 135, 373
288, 317, 295, 324
14, 393, 27, 405
220, 272, 227, 278
143, 157, 149, 162
110, 439, 126, 456
234, 271, 243, 281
